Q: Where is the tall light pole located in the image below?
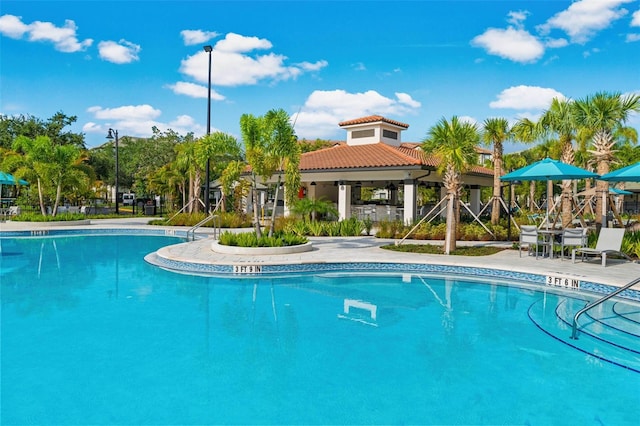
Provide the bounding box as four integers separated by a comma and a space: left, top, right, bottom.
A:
106, 128, 119, 215
203, 44, 213, 214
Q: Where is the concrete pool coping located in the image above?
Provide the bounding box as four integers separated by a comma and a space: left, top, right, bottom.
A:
2, 217, 639, 297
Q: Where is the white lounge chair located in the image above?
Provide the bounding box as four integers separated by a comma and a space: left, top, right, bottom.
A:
572, 228, 628, 267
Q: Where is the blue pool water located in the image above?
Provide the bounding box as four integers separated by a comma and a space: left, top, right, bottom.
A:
1, 234, 639, 425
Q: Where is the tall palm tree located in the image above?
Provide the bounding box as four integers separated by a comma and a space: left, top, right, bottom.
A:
538, 98, 578, 228
174, 141, 202, 213
263, 108, 300, 237
512, 118, 539, 211
573, 92, 640, 226
240, 112, 267, 237
422, 116, 479, 254
482, 118, 512, 225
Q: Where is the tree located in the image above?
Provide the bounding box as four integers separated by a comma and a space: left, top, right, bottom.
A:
12, 135, 88, 215
240, 113, 268, 237
263, 108, 300, 237
511, 118, 540, 211
175, 139, 206, 213
0, 112, 85, 150
573, 92, 640, 226
241, 109, 301, 237
422, 116, 479, 254
538, 98, 578, 228
481, 117, 511, 225
197, 131, 244, 212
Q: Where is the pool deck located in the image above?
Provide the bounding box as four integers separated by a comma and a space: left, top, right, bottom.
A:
2, 217, 639, 289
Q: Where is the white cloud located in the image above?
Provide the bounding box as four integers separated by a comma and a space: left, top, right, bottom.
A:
544, 38, 569, 48
626, 33, 640, 41
98, 40, 141, 64
396, 92, 421, 108
472, 27, 545, 63
291, 89, 421, 139
489, 85, 565, 110
352, 62, 367, 71
165, 81, 226, 100
180, 29, 219, 45
0, 14, 92, 52
297, 60, 329, 72
537, 0, 632, 44
458, 116, 478, 125
632, 9, 640, 26
84, 105, 207, 142
0, 14, 29, 38
215, 32, 272, 53
87, 105, 161, 120
507, 10, 529, 28
179, 32, 327, 87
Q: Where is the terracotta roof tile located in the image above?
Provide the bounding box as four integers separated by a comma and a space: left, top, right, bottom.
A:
300, 142, 493, 176
338, 115, 409, 129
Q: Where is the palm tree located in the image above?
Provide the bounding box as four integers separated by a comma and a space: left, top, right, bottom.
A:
422, 116, 479, 254
573, 92, 640, 227
263, 108, 300, 237
538, 98, 578, 228
482, 117, 511, 225
240, 112, 267, 237
511, 118, 539, 211
198, 131, 243, 212
174, 141, 202, 213
12, 135, 87, 216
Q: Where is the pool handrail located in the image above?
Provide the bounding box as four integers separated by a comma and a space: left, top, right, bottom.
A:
186, 198, 224, 242
570, 276, 640, 340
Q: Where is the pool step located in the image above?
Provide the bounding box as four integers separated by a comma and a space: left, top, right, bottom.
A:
528, 294, 640, 373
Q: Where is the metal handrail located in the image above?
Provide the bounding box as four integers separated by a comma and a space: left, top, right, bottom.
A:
570, 276, 640, 339
185, 198, 224, 241
186, 213, 220, 241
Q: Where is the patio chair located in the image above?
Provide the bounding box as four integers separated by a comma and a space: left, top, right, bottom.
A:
572, 228, 628, 267
560, 228, 587, 260
519, 225, 542, 259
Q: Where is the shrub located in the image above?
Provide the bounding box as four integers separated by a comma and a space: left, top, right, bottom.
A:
12, 212, 87, 222
217, 230, 307, 247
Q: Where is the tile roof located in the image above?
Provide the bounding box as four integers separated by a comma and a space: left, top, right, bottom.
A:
300, 142, 494, 176
338, 115, 410, 129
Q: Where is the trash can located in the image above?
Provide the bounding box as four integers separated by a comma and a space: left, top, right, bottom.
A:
144, 205, 156, 216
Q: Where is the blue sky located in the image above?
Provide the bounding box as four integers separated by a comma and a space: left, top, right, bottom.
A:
1, 0, 639, 151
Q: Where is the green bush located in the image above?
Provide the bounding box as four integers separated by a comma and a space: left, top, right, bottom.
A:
218, 230, 307, 247
12, 212, 87, 222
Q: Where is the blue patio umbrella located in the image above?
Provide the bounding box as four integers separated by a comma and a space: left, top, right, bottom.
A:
599, 162, 640, 182
0, 171, 29, 202
500, 158, 599, 182
501, 158, 599, 229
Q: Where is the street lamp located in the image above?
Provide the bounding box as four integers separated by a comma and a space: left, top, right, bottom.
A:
106, 128, 119, 214
203, 44, 213, 213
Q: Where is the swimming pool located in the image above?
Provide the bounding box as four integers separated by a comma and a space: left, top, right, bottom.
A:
2, 233, 639, 424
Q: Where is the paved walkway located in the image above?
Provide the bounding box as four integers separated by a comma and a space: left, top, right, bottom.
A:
2, 217, 639, 289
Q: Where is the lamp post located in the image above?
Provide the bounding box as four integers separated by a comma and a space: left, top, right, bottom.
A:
106, 128, 119, 214
203, 44, 213, 213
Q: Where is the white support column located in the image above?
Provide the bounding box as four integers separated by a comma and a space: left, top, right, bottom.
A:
403, 179, 417, 224
469, 185, 481, 215
338, 181, 351, 221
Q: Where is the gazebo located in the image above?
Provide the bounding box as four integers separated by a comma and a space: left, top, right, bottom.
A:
249, 115, 494, 223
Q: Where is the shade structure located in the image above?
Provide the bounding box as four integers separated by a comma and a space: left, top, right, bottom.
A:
500, 158, 599, 182
598, 162, 640, 182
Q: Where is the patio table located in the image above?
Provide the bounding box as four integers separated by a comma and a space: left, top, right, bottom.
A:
538, 229, 563, 259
